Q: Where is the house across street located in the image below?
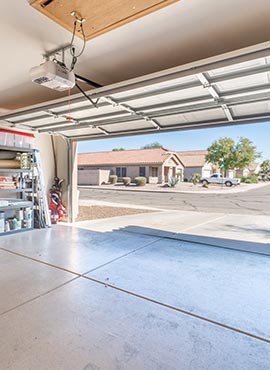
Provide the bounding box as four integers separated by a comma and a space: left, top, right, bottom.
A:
78, 147, 184, 185
77, 148, 220, 185
176, 150, 214, 180
78, 148, 261, 186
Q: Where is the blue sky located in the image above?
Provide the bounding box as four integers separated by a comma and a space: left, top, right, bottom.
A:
78, 121, 270, 160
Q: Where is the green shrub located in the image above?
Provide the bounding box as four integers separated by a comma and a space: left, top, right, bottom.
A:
169, 176, 179, 187
109, 175, 118, 184
249, 174, 258, 183
237, 175, 246, 183
260, 174, 270, 182
248, 174, 259, 184
134, 177, 146, 186
242, 175, 258, 183
190, 173, 201, 185
122, 177, 131, 186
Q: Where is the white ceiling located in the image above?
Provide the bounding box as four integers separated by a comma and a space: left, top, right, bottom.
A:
0, 0, 269, 111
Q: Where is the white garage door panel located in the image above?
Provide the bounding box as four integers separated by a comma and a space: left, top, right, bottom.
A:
69, 105, 125, 119
231, 101, 270, 117
182, 108, 226, 123
57, 127, 102, 137
216, 74, 269, 93
112, 74, 199, 100
104, 120, 153, 133
0, 42, 269, 140
208, 57, 268, 77
126, 86, 210, 108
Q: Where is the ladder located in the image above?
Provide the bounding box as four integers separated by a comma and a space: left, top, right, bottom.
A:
33, 149, 51, 228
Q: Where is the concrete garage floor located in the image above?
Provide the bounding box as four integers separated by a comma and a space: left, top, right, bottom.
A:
0, 225, 270, 370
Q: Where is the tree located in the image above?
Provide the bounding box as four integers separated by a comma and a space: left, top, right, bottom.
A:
112, 148, 125, 151
205, 137, 260, 175
234, 137, 260, 170
260, 160, 270, 175
141, 142, 163, 149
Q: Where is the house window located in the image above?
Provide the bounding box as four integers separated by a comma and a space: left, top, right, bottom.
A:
122, 167, 127, 177
139, 167, 146, 177
151, 167, 158, 177
116, 167, 126, 177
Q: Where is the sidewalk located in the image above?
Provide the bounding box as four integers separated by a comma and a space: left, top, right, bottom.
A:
79, 182, 270, 194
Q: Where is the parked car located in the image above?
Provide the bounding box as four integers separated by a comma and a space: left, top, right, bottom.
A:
201, 173, 240, 187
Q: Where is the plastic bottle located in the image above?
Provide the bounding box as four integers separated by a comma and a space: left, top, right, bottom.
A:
24, 208, 32, 228
5, 220, 10, 232
0, 213, 5, 233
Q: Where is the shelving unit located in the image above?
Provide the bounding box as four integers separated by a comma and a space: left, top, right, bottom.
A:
0, 147, 34, 236
0, 189, 33, 193
0, 145, 33, 153
0, 202, 33, 211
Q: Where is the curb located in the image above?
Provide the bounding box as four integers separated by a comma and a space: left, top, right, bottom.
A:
78, 182, 270, 195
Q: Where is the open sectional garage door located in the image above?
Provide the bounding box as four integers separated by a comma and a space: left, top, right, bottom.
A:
0, 42, 269, 222
0, 42, 269, 139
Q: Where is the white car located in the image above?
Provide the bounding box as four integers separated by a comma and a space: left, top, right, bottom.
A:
201, 173, 240, 187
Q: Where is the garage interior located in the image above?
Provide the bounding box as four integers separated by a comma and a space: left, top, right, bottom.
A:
0, 1, 270, 369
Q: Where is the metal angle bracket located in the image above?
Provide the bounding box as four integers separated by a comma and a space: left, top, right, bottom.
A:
96, 126, 110, 135
221, 104, 234, 121
102, 96, 162, 130
43, 44, 72, 62
45, 110, 59, 119
197, 72, 234, 121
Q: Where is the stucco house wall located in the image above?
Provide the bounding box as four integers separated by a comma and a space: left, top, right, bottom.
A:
78, 165, 158, 183
121, 165, 150, 182
78, 169, 110, 185
162, 157, 184, 182
235, 163, 261, 177
78, 148, 184, 185
78, 165, 112, 171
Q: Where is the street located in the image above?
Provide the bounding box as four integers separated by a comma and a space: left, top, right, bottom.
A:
79, 184, 270, 215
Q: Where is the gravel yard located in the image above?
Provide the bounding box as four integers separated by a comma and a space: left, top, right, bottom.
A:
79, 181, 268, 194
76, 205, 158, 222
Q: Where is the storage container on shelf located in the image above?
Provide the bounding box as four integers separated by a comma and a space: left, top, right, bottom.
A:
24, 133, 35, 148
14, 131, 35, 149
0, 129, 15, 147
0, 128, 35, 149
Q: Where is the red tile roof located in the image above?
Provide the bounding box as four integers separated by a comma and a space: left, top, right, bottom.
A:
78, 148, 181, 166
177, 150, 208, 167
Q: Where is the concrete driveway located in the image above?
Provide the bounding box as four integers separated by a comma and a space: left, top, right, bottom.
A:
78, 183, 270, 249
75, 207, 270, 251
0, 224, 269, 370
